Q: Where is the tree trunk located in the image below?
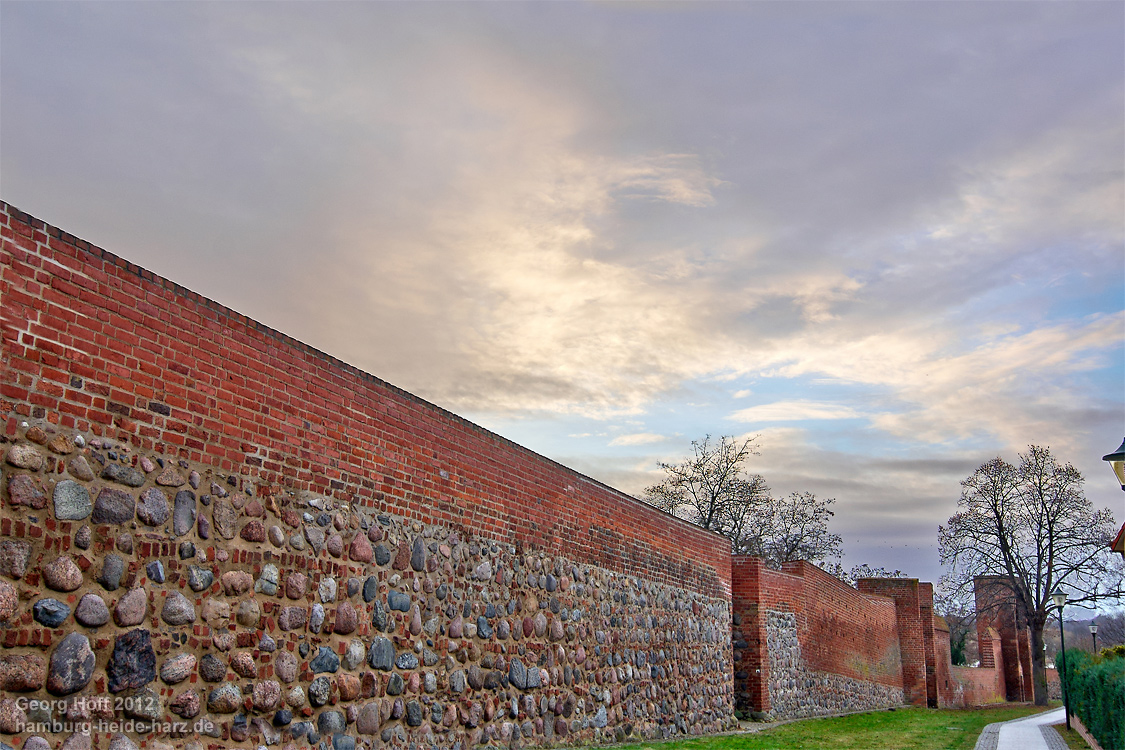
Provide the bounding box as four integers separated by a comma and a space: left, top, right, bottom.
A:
1030, 612, 1049, 706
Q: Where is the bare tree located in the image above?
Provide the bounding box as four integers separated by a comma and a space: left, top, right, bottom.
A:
644, 435, 841, 567
934, 589, 977, 666
817, 562, 908, 587
939, 445, 1124, 705
643, 434, 762, 531
747, 491, 843, 565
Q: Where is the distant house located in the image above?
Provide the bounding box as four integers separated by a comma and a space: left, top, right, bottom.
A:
1113, 521, 1125, 559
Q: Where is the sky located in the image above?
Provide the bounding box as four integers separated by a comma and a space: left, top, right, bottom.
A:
2, 1, 1123, 591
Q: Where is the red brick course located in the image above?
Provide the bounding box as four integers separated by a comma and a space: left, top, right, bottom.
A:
0, 201, 732, 599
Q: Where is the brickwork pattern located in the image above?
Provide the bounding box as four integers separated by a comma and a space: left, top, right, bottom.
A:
732, 557, 904, 719
857, 578, 928, 707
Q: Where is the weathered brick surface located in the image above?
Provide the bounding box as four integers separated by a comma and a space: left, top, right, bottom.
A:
0, 202, 736, 749
733, 557, 904, 718
974, 575, 1034, 702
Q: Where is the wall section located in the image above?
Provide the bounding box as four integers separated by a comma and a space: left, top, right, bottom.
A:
731, 557, 904, 719
0, 203, 736, 750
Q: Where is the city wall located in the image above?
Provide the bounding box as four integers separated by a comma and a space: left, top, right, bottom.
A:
0, 203, 1018, 750
732, 557, 904, 719
0, 202, 734, 750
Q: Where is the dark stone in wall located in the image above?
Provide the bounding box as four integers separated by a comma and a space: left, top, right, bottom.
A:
32, 599, 69, 628
106, 629, 156, 693
46, 633, 95, 695
92, 488, 134, 524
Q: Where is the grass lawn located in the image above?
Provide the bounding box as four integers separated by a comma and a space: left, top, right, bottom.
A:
616, 704, 1054, 750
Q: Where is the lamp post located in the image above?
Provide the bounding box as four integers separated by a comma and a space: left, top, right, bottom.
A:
1102, 438, 1125, 491
1051, 587, 1071, 730
1089, 622, 1098, 653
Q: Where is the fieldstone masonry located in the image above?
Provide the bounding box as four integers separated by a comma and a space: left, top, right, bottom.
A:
0, 430, 732, 749
764, 611, 904, 718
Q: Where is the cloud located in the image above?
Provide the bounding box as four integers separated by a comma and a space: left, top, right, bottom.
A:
609, 433, 668, 446
727, 401, 861, 423
2, 1, 1120, 587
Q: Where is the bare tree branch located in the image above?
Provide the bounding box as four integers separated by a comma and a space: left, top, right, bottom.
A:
642, 434, 842, 567
939, 445, 1124, 705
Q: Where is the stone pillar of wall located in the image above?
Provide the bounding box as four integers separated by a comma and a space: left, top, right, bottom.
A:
919, 583, 938, 708
857, 578, 927, 707
730, 556, 767, 717
932, 615, 957, 708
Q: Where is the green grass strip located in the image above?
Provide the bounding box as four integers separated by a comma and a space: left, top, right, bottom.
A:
615, 704, 1052, 750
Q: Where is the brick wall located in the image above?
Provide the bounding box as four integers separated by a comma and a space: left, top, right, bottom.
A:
856, 578, 928, 707
732, 558, 904, 718
974, 576, 1033, 702
0, 203, 731, 600
0, 202, 736, 750
0, 201, 1029, 750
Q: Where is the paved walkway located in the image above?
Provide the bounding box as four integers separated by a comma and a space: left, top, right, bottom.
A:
974, 707, 1068, 750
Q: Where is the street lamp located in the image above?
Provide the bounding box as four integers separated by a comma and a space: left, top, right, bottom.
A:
1102, 437, 1125, 491
1089, 621, 1098, 653
1051, 587, 1071, 730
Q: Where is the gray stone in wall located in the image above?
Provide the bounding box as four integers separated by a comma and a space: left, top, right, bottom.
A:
342, 640, 365, 671
32, 599, 70, 628
98, 554, 125, 591
317, 710, 345, 735
199, 654, 225, 682
255, 564, 279, 596
101, 462, 145, 488
309, 676, 331, 707
135, 488, 169, 527
309, 603, 325, 633
374, 544, 391, 566
207, 683, 242, 713
161, 592, 196, 625
145, 560, 164, 584
368, 638, 394, 671
304, 526, 325, 554
363, 576, 378, 602
172, 490, 196, 536
106, 629, 156, 693
371, 600, 387, 630
186, 566, 213, 592
388, 591, 410, 612
93, 488, 135, 524
74, 593, 109, 627
53, 480, 92, 520
509, 657, 540, 690
310, 647, 339, 674
450, 669, 466, 693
